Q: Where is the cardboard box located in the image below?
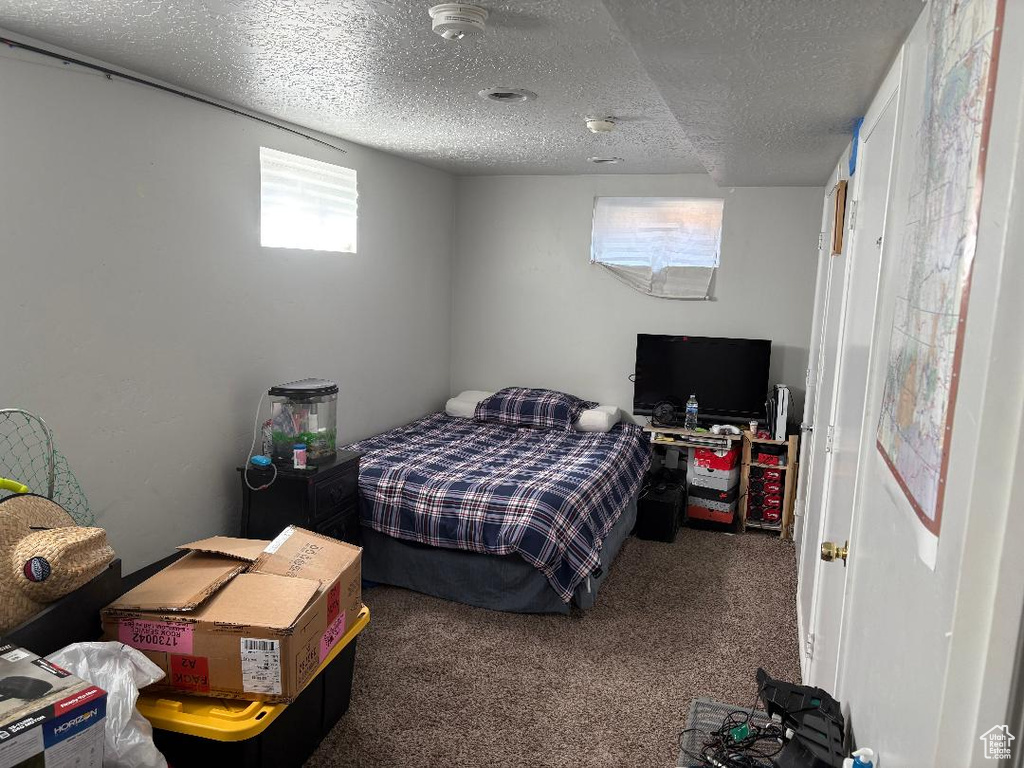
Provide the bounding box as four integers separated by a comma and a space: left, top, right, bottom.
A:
101, 527, 361, 703
686, 459, 740, 491
0, 644, 106, 768
692, 447, 740, 471
686, 502, 735, 525
688, 484, 739, 504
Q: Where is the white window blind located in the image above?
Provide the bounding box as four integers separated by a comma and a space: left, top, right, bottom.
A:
590, 197, 724, 299
260, 147, 357, 253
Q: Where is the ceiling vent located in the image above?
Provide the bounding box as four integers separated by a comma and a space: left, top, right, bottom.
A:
429, 4, 488, 41
478, 88, 538, 104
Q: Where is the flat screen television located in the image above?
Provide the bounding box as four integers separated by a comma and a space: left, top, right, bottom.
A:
633, 334, 772, 420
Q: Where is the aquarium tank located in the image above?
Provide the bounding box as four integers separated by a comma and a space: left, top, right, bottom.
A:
267, 378, 338, 465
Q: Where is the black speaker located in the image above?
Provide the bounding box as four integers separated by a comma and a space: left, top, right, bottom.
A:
636, 482, 686, 542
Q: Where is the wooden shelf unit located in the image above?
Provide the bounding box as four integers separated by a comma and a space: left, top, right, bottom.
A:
642, 425, 742, 451
738, 432, 799, 540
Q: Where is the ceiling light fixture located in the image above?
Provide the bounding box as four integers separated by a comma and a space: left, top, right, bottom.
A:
429, 4, 488, 41
585, 117, 617, 133
477, 88, 538, 104
588, 156, 624, 165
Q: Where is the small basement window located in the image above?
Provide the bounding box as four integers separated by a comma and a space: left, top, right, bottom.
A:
260, 147, 357, 253
590, 197, 724, 299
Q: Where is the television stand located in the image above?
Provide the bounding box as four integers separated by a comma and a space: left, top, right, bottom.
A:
643, 426, 799, 540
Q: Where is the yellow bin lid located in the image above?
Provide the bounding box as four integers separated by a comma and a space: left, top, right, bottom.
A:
137, 605, 369, 742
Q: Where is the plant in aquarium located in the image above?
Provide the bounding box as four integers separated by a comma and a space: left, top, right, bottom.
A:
272, 427, 337, 460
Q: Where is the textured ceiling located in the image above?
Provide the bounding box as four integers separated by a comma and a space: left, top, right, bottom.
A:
0, 1, 922, 183
601, 0, 924, 186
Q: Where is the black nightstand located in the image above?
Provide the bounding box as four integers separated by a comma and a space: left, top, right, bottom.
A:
239, 450, 362, 544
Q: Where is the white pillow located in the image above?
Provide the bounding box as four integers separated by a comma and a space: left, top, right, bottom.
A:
445, 391, 621, 433
444, 392, 487, 418
574, 405, 621, 433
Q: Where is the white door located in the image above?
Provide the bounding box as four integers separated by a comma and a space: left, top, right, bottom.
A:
796, 184, 849, 675
807, 66, 901, 690
792, 204, 833, 551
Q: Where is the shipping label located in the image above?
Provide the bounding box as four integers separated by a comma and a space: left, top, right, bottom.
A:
326, 582, 341, 624
0, 648, 31, 663
169, 654, 210, 693
262, 527, 294, 555
319, 610, 347, 663
118, 619, 194, 654
240, 638, 281, 695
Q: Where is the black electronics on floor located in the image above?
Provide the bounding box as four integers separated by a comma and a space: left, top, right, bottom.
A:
757, 668, 846, 768
679, 669, 846, 768
636, 482, 686, 542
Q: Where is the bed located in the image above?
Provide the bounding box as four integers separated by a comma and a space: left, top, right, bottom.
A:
344, 410, 649, 613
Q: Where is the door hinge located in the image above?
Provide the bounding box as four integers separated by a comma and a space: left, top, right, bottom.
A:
824, 425, 835, 453
818, 231, 826, 250
848, 200, 858, 231
805, 633, 815, 660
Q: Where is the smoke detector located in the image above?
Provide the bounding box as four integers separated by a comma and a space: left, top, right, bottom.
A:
585, 117, 616, 133
429, 4, 488, 41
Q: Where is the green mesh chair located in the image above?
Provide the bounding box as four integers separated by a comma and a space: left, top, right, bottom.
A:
0, 408, 93, 526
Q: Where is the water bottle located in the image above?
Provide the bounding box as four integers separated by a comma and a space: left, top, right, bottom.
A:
684, 394, 699, 429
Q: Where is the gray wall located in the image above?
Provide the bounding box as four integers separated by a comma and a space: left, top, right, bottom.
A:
450, 175, 821, 418
0, 45, 454, 571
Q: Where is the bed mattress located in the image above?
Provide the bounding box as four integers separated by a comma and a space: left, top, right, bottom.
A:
344, 413, 649, 602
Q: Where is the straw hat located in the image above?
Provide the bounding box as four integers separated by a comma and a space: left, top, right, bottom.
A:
0, 494, 115, 634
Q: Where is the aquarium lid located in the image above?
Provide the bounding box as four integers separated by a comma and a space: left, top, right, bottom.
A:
268, 378, 339, 398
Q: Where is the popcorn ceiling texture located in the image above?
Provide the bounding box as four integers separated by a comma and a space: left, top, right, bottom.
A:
0, 1, 921, 182
601, 0, 923, 185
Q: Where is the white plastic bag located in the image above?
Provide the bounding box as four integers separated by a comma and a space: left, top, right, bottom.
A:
48, 641, 168, 768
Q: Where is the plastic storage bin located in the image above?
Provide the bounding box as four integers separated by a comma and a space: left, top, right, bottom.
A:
138, 606, 369, 768
268, 379, 339, 465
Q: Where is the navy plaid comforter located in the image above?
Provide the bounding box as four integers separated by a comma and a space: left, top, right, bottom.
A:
345, 413, 649, 602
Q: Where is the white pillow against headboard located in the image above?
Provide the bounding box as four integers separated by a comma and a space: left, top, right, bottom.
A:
445, 391, 621, 432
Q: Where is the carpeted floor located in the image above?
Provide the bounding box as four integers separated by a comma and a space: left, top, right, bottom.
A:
306, 528, 800, 768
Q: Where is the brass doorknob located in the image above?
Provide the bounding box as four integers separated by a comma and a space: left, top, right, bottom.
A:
820, 540, 849, 565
